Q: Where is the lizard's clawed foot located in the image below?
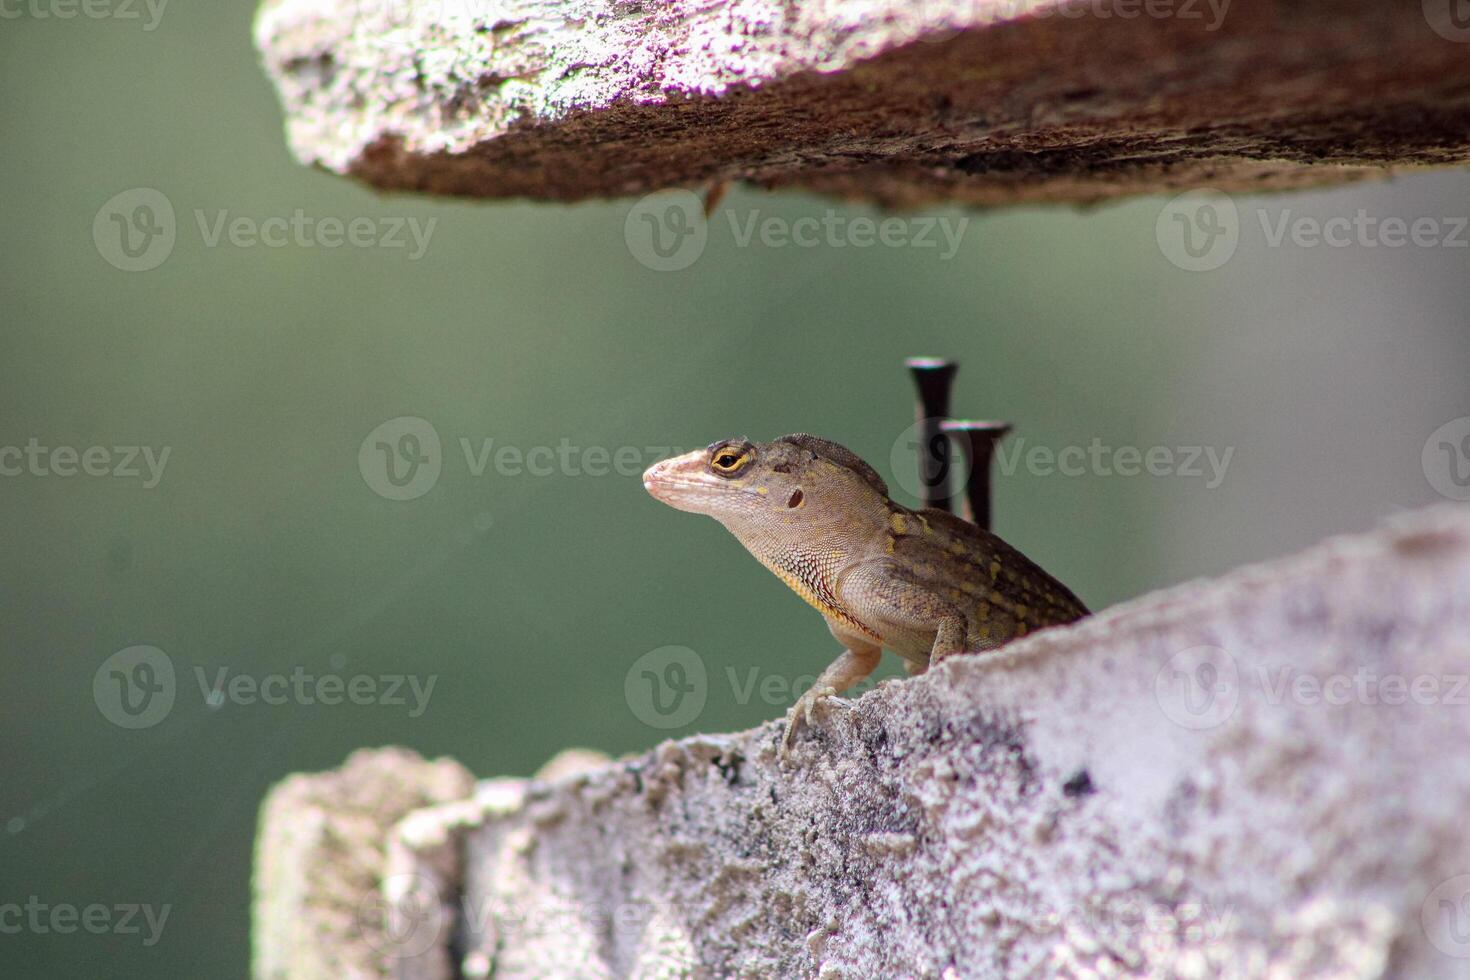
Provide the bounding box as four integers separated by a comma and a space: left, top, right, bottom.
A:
781, 685, 840, 760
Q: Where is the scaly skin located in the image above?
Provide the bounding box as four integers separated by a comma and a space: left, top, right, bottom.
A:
643, 433, 1088, 756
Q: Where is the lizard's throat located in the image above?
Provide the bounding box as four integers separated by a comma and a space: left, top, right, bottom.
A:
742, 538, 859, 627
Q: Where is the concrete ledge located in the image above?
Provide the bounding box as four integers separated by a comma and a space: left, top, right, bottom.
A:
251, 748, 474, 980
254, 0, 1470, 205
254, 504, 1470, 978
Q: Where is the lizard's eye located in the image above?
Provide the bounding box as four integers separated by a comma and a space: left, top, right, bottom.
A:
710, 447, 751, 476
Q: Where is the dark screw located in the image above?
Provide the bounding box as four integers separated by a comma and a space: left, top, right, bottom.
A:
941, 419, 1013, 531
905, 357, 959, 513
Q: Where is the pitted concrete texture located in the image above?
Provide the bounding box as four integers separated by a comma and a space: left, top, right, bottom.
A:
255, 0, 1470, 206
254, 505, 1470, 979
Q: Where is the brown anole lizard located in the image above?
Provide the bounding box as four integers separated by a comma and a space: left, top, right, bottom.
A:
643, 433, 1088, 756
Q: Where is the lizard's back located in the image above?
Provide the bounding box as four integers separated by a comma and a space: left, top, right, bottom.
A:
885, 503, 1088, 651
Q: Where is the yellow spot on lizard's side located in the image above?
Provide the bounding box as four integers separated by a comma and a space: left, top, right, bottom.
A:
889, 513, 908, 535
755, 486, 769, 495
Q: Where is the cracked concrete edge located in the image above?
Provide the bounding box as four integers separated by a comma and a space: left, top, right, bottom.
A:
251, 747, 476, 980
253, 0, 1470, 206
251, 747, 613, 980
254, 503, 1470, 978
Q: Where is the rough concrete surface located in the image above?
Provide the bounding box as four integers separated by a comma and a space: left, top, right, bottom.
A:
254, 0, 1470, 206
252, 747, 474, 980
254, 504, 1470, 979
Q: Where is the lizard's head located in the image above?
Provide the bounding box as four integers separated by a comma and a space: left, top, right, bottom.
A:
642, 434, 891, 538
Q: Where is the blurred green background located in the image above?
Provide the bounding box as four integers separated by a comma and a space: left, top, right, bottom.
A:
3, 3, 1468, 977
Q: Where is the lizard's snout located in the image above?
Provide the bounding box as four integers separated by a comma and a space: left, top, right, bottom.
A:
642, 451, 716, 513
641, 457, 672, 496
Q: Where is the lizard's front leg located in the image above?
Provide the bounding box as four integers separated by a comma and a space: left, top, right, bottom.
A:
782, 637, 880, 758
840, 560, 969, 665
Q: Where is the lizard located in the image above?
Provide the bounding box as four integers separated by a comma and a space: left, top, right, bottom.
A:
642, 433, 1089, 757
